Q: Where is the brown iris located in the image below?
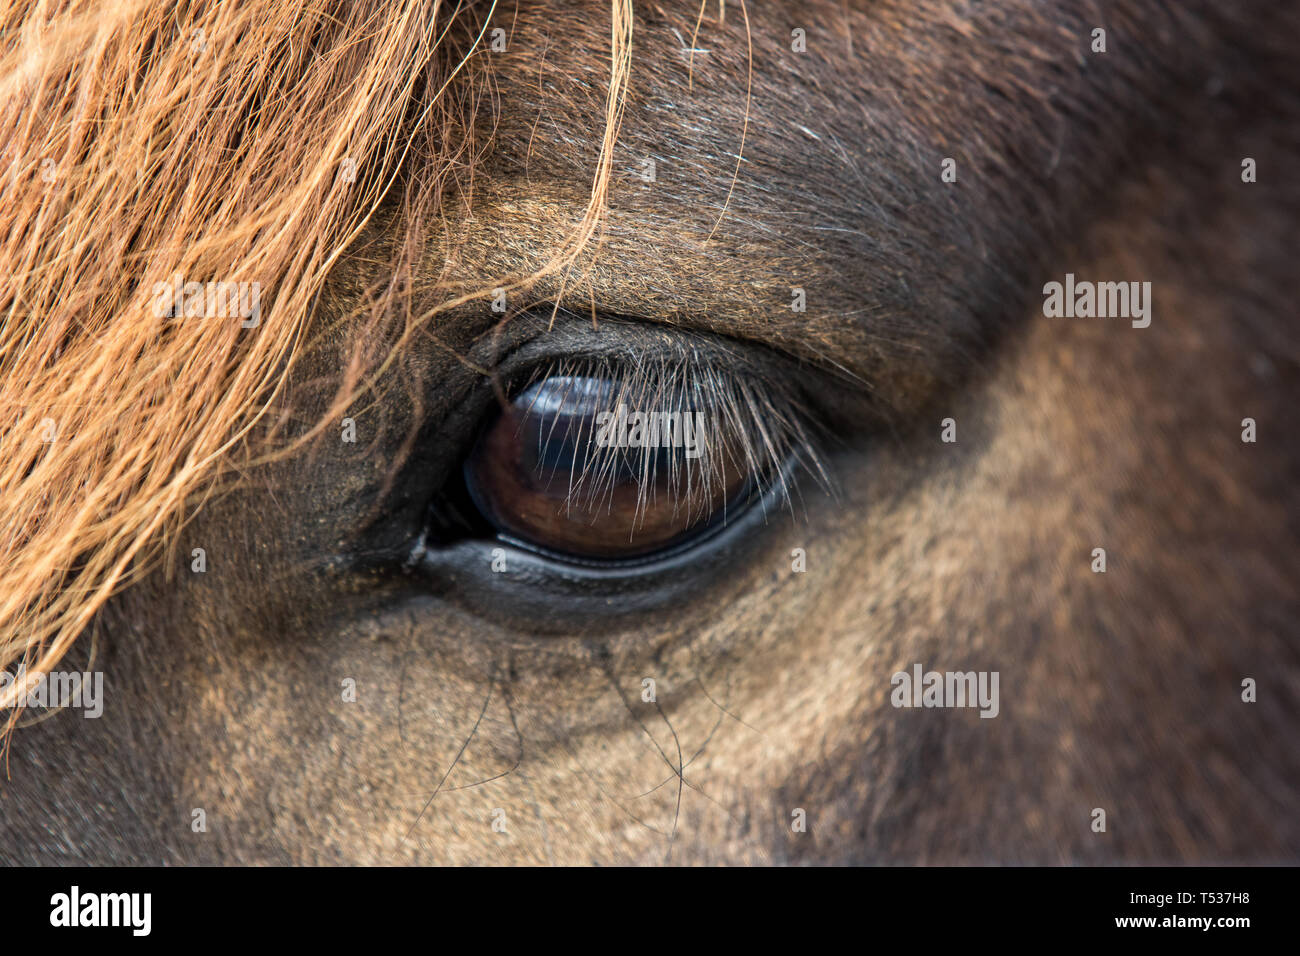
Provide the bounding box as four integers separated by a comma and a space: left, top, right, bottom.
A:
464, 375, 748, 559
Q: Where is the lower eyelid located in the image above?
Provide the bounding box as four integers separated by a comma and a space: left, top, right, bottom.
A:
411, 454, 803, 630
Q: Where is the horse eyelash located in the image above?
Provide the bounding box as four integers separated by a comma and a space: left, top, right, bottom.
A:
506, 352, 832, 531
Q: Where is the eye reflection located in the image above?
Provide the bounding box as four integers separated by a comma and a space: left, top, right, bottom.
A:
463, 375, 749, 559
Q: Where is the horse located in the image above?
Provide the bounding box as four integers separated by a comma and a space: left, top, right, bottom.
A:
1, 0, 1296, 864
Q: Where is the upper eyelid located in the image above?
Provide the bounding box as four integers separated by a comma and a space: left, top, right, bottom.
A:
417, 293, 872, 430
495, 312, 879, 439
478, 308, 814, 392
413, 307, 874, 501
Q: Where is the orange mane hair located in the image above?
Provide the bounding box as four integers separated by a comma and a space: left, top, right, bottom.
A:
0, 0, 635, 726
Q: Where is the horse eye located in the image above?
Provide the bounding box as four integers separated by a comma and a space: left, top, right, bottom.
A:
463, 375, 751, 559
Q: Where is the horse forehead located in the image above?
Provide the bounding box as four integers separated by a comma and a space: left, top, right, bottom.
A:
419, 4, 931, 366
419, 0, 1068, 392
